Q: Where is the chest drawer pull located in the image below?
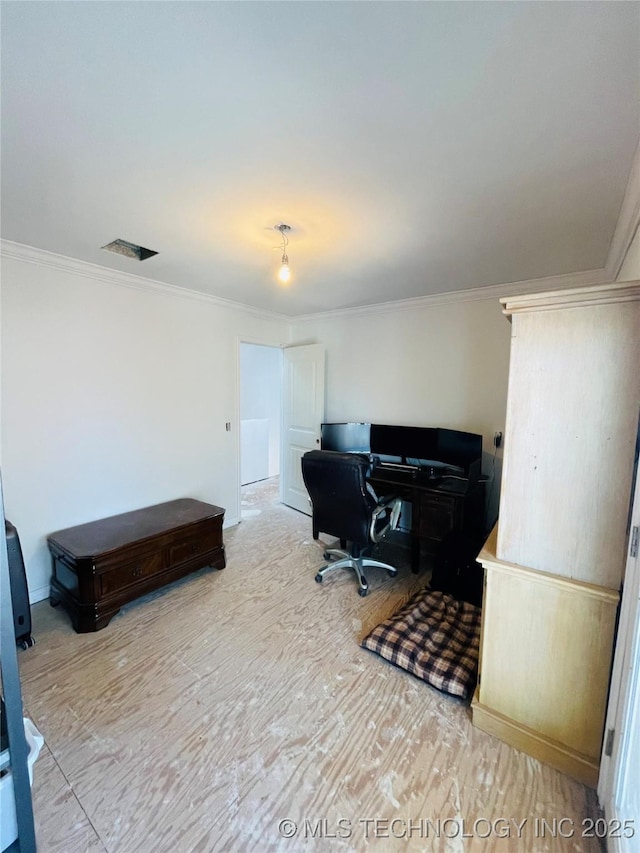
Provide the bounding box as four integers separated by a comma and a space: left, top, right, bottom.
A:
99, 552, 165, 596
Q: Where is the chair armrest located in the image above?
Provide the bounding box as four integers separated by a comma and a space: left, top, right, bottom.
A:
370, 496, 402, 543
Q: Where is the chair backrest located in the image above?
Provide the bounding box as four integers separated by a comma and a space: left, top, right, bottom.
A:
301, 450, 376, 545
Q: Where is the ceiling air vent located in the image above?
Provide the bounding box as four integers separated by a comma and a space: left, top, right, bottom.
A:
101, 238, 158, 261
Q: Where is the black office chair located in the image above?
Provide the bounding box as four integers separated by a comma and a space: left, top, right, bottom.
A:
301, 450, 402, 597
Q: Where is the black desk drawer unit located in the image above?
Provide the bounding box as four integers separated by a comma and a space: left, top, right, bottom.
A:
368, 471, 484, 572
418, 493, 459, 540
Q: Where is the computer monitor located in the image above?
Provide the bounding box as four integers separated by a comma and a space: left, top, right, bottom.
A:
370, 424, 482, 478
320, 423, 371, 453
370, 424, 438, 463
437, 428, 483, 476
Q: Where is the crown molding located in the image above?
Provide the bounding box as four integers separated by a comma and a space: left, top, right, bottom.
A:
292, 267, 611, 324
605, 137, 640, 281
501, 280, 640, 316
0, 239, 291, 324
1, 238, 614, 324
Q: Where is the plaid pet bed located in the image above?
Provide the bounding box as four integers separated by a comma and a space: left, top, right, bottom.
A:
361, 588, 481, 698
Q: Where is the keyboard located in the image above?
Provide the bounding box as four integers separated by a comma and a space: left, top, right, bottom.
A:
376, 462, 417, 472
371, 465, 416, 482
370, 465, 473, 496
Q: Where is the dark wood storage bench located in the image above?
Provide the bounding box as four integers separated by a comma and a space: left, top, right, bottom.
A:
48, 499, 225, 633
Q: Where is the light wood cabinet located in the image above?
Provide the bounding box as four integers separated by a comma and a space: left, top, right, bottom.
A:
471, 281, 640, 787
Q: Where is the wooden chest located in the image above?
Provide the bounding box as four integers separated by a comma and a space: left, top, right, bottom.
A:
48, 498, 225, 633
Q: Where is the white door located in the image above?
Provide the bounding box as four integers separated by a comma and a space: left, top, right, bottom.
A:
598, 464, 640, 849
281, 344, 325, 514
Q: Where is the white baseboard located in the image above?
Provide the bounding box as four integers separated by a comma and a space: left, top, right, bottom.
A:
29, 585, 50, 605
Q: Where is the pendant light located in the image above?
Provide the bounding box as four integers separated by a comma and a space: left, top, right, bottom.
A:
275, 224, 291, 284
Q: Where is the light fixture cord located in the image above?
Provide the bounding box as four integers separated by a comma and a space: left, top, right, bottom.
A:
277, 225, 289, 264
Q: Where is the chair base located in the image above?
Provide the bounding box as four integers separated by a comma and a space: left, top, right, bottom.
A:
315, 549, 398, 597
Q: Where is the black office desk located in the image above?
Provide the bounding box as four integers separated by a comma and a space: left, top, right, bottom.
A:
368, 467, 485, 573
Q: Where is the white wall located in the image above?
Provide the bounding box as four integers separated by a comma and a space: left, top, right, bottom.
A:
240, 343, 282, 479
1, 254, 289, 602
1, 251, 516, 603
291, 296, 512, 525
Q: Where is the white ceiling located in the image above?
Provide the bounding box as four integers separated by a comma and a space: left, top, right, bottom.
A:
1, 1, 639, 317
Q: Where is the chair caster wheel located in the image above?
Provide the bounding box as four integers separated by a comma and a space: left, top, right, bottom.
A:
315, 573, 323, 584
358, 587, 369, 597
323, 551, 331, 560
387, 569, 397, 577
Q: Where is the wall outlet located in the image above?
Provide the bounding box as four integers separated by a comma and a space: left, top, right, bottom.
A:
493, 431, 503, 449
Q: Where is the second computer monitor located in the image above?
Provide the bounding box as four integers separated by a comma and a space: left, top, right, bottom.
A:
369, 424, 439, 462
320, 422, 371, 453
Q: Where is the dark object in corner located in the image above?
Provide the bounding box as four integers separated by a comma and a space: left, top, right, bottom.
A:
429, 534, 484, 608
5, 520, 35, 649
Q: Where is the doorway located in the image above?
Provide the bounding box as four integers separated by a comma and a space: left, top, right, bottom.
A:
238, 341, 325, 521
239, 343, 283, 519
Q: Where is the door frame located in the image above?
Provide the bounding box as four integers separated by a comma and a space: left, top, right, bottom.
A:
598, 460, 640, 845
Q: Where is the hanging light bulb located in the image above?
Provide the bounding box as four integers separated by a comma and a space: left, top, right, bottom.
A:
274, 224, 292, 284
278, 253, 290, 283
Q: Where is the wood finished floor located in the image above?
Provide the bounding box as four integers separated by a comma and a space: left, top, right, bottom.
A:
19, 478, 601, 853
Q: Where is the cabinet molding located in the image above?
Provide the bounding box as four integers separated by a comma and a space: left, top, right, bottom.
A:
501, 280, 640, 315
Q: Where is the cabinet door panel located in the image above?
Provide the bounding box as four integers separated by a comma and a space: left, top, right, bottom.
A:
418, 494, 457, 540
497, 302, 640, 588
480, 565, 617, 759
